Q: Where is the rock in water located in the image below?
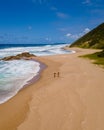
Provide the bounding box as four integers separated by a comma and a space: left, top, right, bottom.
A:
1, 52, 36, 61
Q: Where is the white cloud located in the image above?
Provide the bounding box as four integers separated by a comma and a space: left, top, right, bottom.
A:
39, 0, 43, 4
51, 6, 58, 11
32, 0, 46, 4
82, 0, 94, 6
66, 33, 72, 37
28, 26, 32, 30
84, 28, 90, 33
65, 27, 91, 39
82, 0, 91, 5
45, 37, 51, 41
66, 33, 80, 39
56, 12, 69, 19
71, 34, 80, 39
59, 28, 68, 32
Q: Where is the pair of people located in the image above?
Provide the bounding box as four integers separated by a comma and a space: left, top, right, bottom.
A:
54, 72, 60, 78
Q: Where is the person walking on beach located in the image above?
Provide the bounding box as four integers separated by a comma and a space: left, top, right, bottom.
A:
54, 72, 60, 78
54, 73, 56, 78
57, 72, 60, 77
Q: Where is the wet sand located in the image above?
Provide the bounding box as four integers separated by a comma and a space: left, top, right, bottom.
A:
0, 48, 104, 130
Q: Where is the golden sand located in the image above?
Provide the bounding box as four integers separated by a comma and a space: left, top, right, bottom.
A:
0, 48, 104, 130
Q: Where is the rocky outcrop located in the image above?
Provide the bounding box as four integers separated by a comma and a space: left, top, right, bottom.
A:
1, 52, 36, 61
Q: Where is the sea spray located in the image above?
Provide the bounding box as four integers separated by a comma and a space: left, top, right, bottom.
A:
0, 44, 72, 58
0, 43, 75, 104
0, 60, 40, 104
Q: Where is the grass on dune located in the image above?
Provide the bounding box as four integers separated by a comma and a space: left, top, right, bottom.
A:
80, 50, 104, 68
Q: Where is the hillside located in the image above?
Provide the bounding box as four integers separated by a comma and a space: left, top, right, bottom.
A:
70, 23, 104, 49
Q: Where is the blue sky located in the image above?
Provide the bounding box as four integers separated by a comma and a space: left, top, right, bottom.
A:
0, 0, 104, 44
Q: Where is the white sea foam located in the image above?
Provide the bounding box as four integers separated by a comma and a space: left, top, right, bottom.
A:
0, 60, 40, 104
0, 44, 72, 58
0, 43, 75, 104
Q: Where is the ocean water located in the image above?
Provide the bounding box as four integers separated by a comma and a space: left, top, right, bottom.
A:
0, 43, 74, 58
0, 43, 74, 104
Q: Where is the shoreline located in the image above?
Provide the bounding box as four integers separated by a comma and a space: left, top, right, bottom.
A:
0, 46, 73, 105
0, 59, 46, 105
0, 54, 61, 130
0, 47, 104, 130
23, 59, 47, 89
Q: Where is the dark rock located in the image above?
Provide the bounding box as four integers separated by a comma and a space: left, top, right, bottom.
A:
1, 52, 36, 61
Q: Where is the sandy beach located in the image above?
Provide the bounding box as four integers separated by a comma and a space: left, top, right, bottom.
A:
0, 47, 104, 130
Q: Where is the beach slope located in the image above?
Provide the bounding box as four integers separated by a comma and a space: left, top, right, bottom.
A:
0, 48, 104, 130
